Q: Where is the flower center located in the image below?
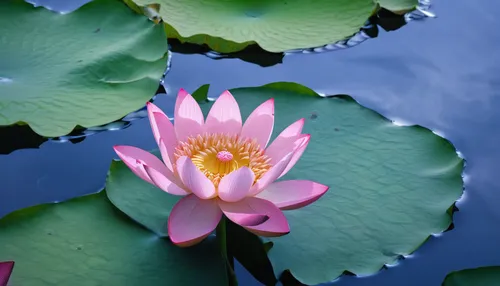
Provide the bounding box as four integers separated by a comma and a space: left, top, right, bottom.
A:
216, 151, 233, 162
174, 133, 272, 187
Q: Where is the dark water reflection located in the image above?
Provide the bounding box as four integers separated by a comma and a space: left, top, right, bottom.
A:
1, 0, 500, 285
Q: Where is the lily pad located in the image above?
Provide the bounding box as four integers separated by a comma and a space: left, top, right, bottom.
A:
198, 82, 463, 284
0, 191, 227, 285
377, 0, 419, 12
0, 0, 168, 137
106, 150, 180, 236
443, 266, 500, 286
126, 0, 376, 53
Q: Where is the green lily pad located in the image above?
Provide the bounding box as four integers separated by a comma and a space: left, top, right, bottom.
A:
197, 82, 462, 284
377, 0, 419, 12
126, 0, 377, 53
0, 0, 168, 137
0, 191, 227, 285
443, 266, 500, 286
106, 150, 180, 236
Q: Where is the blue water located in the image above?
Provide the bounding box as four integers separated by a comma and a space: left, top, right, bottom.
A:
1, 0, 500, 285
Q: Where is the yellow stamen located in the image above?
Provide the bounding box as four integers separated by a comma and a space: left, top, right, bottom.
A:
174, 133, 272, 187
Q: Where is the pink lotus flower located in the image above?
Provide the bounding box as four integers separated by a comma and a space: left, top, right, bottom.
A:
0, 261, 14, 286
114, 89, 329, 247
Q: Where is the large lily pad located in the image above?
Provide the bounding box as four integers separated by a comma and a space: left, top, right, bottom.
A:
126, 0, 376, 53
443, 266, 500, 286
0, 0, 168, 137
205, 82, 463, 284
0, 191, 227, 285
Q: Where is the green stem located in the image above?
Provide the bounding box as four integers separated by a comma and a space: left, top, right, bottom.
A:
217, 216, 238, 286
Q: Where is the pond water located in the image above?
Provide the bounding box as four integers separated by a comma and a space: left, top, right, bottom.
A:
1, 0, 500, 285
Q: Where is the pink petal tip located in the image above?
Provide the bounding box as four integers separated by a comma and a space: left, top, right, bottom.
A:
0, 261, 14, 286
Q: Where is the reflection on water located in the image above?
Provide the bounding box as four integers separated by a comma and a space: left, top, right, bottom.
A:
1, 0, 500, 286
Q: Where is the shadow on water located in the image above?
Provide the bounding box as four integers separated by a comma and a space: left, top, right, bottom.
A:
0, 125, 50, 155
169, 40, 285, 68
